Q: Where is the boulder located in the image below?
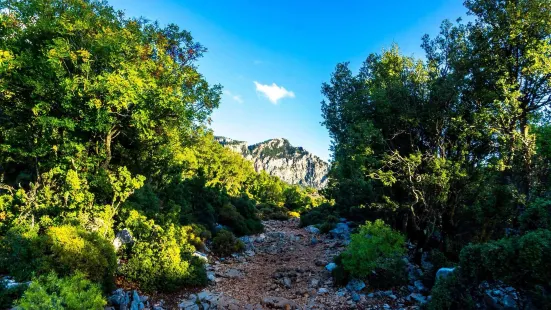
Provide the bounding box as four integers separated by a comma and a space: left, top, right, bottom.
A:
207, 271, 216, 282
346, 279, 366, 292
192, 251, 208, 263
214, 224, 228, 232
113, 229, 133, 251
325, 262, 337, 272
305, 226, 320, 234
1, 277, 30, 289
436, 267, 455, 280
256, 234, 266, 242
484, 286, 520, 310
329, 223, 351, 240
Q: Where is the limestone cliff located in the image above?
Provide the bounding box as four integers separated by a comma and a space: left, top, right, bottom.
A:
215, 137, 329, 189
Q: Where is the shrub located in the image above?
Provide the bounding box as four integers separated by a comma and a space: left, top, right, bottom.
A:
257, 203, 289, 221
430, 229, 551, 310
520, 199, 551, 231
46, 225, 117, 290
460, 229, 551, 286
299, 203, 337, 227
0, 225, 50, 281
218, 203, 262, 235
341, 219, 406, 288
319, 215, 339, 233
14, 272, 106, 310
425, 274, 475, 310
421, 250, 454, 288
211, 229, 245, 257
120, 218, 207, 292
331, 254, 351, 286
288, 211, 300, 218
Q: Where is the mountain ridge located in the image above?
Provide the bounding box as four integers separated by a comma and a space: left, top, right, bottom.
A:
215, 136, 329, 189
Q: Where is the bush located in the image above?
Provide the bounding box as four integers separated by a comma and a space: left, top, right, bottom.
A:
299, 203, 337, 227
0, 225, 50, 281
288, 211, 300, 218
14, 272, 106, 310
257, 203, 289, 221
211, 229, 245, 257
341, 220, 406, 288
218, 203, 262, 236
319, 215, 339, 233
520, 199, 551, 231
46, 225, 117, 290
429, 229, 551, 310
120, 217, 207, 292
421, 250, 454, 288
425, 275, 475, 310
460, 229, 551, 286
331, 254, 351, 286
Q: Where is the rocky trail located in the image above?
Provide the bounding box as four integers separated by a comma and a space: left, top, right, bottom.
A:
108, 219, 430, 309
168, 219, 425, 310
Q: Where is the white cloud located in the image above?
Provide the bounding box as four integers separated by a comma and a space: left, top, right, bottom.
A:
224, 90, 244, 104
254, 81, 295, 104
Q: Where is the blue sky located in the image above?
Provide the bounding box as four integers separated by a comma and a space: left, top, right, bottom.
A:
108, 0, 468, 161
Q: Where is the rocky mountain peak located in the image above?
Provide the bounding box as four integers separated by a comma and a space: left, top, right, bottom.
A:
215, 136, 329, 189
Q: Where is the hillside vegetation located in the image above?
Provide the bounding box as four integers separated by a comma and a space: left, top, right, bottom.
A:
1, 0, 551, 309
0, 0, 323, 307
313, 0, 551, 308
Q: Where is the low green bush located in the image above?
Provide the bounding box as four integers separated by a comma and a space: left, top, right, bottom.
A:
520, 198, 551, 232
218, 203, 263, 235
331, 254, 351, 286
46, 225, 117, 290
299, 203, 337, 227
427, 229, 551, 310
257, 203, 289, 221
120, 212, 207, 292
460, 229, 551, 286
14, 272, 106, 310
425, 274, 475, 310
0, 225, 50, 281
319, 215, 339, 233
341, 219, 406, 288
211, 229, 245, 257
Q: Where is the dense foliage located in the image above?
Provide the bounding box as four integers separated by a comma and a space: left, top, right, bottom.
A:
341, 220, 406, 286
0, 0, 321, 305
14, 272, 105, 310
211, 229, 245, 257
320, 0, 551, 305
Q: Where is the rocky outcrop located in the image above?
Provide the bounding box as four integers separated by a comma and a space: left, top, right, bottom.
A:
215, 137, 329, 189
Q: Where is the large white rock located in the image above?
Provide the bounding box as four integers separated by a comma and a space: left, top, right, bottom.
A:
113, 229, 133, 251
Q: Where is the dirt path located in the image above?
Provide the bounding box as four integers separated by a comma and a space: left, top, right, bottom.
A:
209, 219, 348, 309
180, 219, 421, 310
